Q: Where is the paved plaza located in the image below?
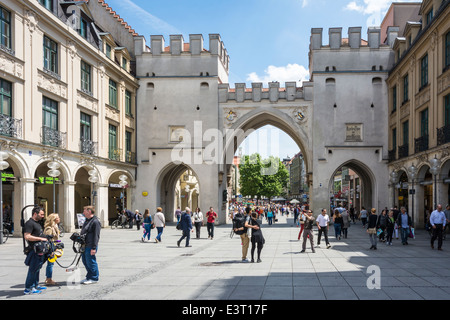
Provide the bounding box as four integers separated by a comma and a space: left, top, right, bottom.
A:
1, 215, 450, 301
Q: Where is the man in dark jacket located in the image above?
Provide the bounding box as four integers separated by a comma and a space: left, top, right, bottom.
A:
80, 206, 101, 284
396, 207, 412, 245
177, 207, 193, 247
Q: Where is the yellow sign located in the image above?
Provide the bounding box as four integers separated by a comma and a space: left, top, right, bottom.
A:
142, 191, 148, 197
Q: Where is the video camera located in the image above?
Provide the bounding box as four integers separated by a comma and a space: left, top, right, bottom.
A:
70, 232, 86, 245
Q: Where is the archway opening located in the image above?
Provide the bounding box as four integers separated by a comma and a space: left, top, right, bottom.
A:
157, 164, 200, 223
328, 161, 374, 218
74, 167, 91, 223
108, 171, 132, 225
34, 161, 63, 218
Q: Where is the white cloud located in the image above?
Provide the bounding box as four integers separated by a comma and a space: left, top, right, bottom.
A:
246, 64, 309, 87
345, 0, 419, 15
302, 0, 309, 8
345, 1, 365, 12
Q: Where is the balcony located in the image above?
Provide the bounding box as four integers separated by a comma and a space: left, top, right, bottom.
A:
125, 151, 136, 164
0, 114, 22, 138
398, 143, 409, 159
79, 138, 98, 156
437, 125, 450, 146
388, 149, 396, 162
41, 126, 66, 148
109, 147, 122, 161
414, 135, 429, 154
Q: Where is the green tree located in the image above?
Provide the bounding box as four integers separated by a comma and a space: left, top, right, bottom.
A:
239, 153, 289, 201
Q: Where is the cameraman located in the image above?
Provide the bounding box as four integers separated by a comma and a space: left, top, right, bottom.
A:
80, 206, 101, 285
23, 206, 48, 295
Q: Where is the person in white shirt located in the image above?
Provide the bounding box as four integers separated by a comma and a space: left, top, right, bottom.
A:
316, 209, 331, 249
154, 207, 166, 243
193, 208, 204, 239
430, 204, 446, 250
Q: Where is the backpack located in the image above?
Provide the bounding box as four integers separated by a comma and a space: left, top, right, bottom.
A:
233, 213, 246, 235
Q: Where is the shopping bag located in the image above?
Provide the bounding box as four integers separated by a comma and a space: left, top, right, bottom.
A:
409, 227, 415, 239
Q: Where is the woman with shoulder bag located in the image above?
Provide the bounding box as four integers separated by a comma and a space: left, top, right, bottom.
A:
142, 209, 152, 242
154, 207, 165, 243
43, 213, 60, 286
367, 208, 379, 250
297, 210, 306, 240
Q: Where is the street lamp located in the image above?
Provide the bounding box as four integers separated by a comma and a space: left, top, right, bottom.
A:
430, 155, 441, 209
119, 174, 128, 211
408, 164, 417, 226
0, 150, 9, 245
390, 170, 398, 207
88, 169, 99, 206
47, 160, 61, 213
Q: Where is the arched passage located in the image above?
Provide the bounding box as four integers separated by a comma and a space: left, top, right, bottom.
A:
156, 163, 201, 223
328, 160, 376, 214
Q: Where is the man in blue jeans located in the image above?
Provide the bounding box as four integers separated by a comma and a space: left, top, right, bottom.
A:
396, 207, 412, 245
80, 206, 101, 284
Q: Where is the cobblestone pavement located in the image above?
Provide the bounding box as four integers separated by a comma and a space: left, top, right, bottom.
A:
1, 215, 450, 301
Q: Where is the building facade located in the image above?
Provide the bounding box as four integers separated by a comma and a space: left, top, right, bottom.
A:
1, 0, 139, 235
388, 0, 450, 227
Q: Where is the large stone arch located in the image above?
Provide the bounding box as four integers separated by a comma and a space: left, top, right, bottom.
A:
327, 159, 376, 212
155, 162, 201, 223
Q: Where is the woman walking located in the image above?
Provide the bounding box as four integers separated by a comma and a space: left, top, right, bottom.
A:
377, 209, 387, 242
267, 208, 274, 225
341, 207, 350, 239
367, 208, 379, 250
249, 212, 265, 263
142, 209, 152, 242
385, 210, 395, 245
333, 209, 343, 240
154, 207, 165, 243
43, 213, 60, 286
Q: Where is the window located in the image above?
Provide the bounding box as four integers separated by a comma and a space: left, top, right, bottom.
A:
420, 54, 428, 89
403, 74, 409, 103
0, 6, 11, 50
43, 36, 58, 74
392, 86, 397, 112
125, 131, 131, 153
80, 112, 91, 140
42, 97, 58, 130
420, 108, 428, 137
0, 78, 11, 117
39, 0, 53, 11
80, 60, 91, 93
426, 8, 433, 25
109, 79, 117, 108
392, 128, 397, 151
445, 31, 450, 70
79, 18, 87, 39
445, 94, 450, 127
108, 124, 118, 160
125, 90, 132, 116
402, 121, 409, 146
122, 57, 127, 70
105, 43, 111, 59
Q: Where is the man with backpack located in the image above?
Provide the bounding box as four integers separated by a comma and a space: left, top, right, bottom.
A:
233, 206, 251, 262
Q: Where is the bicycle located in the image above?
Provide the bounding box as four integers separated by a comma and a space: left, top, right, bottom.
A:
111, 214, 130, 229
2, 222, 11, 243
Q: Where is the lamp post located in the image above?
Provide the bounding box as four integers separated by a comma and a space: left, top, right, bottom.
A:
0, 150, 9, 245
430, 155, 441, 210
390, 171, 398, 208
88, 169, 98, 206
408, 164, 417, 226
47, 160, 61, 213
119, 174, 128, 211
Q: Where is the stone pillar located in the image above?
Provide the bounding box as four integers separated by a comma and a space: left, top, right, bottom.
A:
96, 183, 110, 228
63, 181, 76, 232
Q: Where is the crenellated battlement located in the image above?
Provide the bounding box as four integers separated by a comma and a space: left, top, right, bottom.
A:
310, 26, 398, 50
218, 82, 313, 103
134, 33, 230, 71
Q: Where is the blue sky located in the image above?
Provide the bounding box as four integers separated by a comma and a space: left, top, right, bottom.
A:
105, 0, 418, 159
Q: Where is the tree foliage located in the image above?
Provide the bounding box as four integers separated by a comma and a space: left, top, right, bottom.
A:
239, 153, 289, 200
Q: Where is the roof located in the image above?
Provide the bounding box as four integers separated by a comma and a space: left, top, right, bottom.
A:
95, 0, 140, 36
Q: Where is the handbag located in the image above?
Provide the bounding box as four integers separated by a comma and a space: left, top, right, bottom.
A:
409, 227, 415, 238
368, 227, 377, 234
376, 228, 383, 236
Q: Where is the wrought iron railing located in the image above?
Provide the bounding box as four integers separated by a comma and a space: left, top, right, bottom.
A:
109, 147, 122, 161
125, 151, 136, 164
388, 149, 396, 162
79, 138, 98, 156
414, 135, 429, 154
0, 114, 22, 138
437, 125, 450, 146
398, 143, 409, 159
41, 126, 67, 148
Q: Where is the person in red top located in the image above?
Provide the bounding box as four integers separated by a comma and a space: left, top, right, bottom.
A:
206, 207, 218, 240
